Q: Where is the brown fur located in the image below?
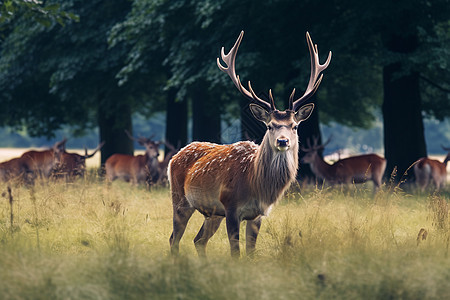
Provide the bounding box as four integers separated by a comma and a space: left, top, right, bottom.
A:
168, 110, 305, 257
0, 157, 29, 182
169, 30, 330, 257
105, 141, 160, 185
414, 156, 448, 191
302, 152, 386, 188
19, 139, 67, 182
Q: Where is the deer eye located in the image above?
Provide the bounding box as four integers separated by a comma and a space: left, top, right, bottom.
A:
267, 125, 273, 131
293, 125, 298, 131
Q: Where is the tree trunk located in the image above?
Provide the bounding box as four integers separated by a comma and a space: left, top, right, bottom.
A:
297, 97, 323, 183
98, 100, 134, 164
382, 33, 426, 183
192, 83, 221, 143
240, 97, 266, 144
165, 89, 187, 155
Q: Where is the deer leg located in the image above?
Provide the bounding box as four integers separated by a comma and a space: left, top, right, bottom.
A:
225, 208, 241, 258
194, 215, 224, 257
246, 216, 262, 257
169, 201, 195, 255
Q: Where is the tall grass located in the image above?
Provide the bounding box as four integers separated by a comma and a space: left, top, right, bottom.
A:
0, 174, 449, 299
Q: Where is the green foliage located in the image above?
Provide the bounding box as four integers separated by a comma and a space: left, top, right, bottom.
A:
0, 0, 78, 28
0, 0, 449, 149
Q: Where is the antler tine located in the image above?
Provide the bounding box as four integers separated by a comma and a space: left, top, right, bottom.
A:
441, 145, 450, 152
322, 135, 332, 148
83, 141, 105, 159
217, 31, 273, 111
124, 130, 136, 141
291, 32, 332, 111
312, 135, 320, 148
299, 137, 311, 152
307, 137, 313, 149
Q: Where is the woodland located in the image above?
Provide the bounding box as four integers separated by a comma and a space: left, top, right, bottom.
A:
0, 0, 449, 181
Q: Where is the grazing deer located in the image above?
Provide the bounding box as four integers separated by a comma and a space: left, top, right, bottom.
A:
168, 31, 331, 257
105, 132, 160, 185
414, 146, 450, 191
20, 139, 67, 182
55, 142, 104, 179
300, 137, 386, 189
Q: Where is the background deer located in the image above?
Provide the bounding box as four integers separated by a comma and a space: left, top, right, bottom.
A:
20, 139, 67, 182
414, 146, 450, 191
168, 31, 331, 257
157, 141, 180, 185
301, 136, 386, 189
0, 157, 29, 183
54, 142, 104, 179
105, 132, 160, 185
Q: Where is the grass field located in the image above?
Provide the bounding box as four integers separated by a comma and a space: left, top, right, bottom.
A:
0, 172, 449, 299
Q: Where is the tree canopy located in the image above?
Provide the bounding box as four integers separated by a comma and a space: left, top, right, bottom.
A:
0, 0, 449, 176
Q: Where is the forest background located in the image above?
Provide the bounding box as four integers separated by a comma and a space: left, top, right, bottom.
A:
0, 0, 449, 181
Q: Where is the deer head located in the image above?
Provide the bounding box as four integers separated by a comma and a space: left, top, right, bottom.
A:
125, 130, 160, 159
217, 31, 331, 152
300, 135, 332, 163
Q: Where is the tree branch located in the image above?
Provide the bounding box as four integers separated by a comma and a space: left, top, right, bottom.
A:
420, 75, 450, 93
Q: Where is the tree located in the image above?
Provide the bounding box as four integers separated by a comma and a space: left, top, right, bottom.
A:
0, 0, 165, 163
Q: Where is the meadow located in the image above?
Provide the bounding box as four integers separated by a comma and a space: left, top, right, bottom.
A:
0, 170, 449, 300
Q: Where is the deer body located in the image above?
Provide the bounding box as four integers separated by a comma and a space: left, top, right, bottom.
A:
414, 151, 449, 191
169, 31, 331, 257
20, 139, 67, 181
106, 153, 159, 184
55, 142, 104, 179
0, 157, 29, 182
303, 151, 386, 187
105, 135, 160, 185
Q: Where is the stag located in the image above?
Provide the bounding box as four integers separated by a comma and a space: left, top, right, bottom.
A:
168, 31, 331, 257
105, 132, 160, 185
414, 146, 450, 191
55, 142, 104, 179
300, 137, 386, 189
20, 139, 67, 182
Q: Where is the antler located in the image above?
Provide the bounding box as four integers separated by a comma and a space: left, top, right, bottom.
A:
300, 135, 332, 152
125, 130, 155, 145
217, 31, 275, 112
441, 145, 450, 152
289, 32, 332, 111
83, 141, 105, 159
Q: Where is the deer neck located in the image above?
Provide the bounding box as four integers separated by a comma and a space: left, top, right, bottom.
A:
309, 152, 333, 180
144, 152, 158, 167
252, 134, 298, 205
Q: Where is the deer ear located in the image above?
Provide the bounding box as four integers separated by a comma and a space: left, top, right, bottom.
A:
295, 103, 314, 123
249, 103, 271, 124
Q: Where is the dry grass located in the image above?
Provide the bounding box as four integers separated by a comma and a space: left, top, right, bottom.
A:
0, 174, 449, 299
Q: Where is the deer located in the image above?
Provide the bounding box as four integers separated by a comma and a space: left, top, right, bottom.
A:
105, 132, 160, 185
20, 139, 67, 182
54, 142, 104, 179
413, 146, 450, 191
300, 136, 387, 190
168, 31, 331, 258
0, 157, 29, 183
157, 141, 180, 185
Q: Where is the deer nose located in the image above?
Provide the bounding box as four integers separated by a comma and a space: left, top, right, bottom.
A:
277, 138, 289, 150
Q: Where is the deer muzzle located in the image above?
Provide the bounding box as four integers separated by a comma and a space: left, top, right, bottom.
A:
276, 138, 290, 151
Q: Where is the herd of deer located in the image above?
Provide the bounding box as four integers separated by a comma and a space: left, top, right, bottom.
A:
0, 139, 104, 184
0, 132, 178, 186
0, 32, 448, 257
